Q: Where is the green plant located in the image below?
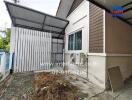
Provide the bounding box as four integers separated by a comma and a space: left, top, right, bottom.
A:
0, 28, 11, 52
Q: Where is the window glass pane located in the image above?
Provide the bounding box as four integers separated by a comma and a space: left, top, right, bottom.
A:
68, 30, 82, 50
75, 31, 82, 50
68, 34, 74, 50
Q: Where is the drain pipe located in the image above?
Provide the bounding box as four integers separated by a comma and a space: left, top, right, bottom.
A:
10, 52, 15, 74
86, 53, 88, 78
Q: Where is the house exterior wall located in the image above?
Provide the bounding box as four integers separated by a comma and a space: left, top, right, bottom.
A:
67, 0, 84, 16
105, 12, 132, 54
65, 0, 89, 53
88, 54, 106, 88
60, 0, 132, 89
88, 3, 106, 88
105, 12, 132, 85
56, 0, 74, 19
107, 55, 132, 81
64, 0, 106, 89
88, 6, 132, 89
89, 3, 104, 53
64, 0, 89, 81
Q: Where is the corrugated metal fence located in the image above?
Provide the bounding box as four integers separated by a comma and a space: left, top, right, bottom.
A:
11, 27, 52, 72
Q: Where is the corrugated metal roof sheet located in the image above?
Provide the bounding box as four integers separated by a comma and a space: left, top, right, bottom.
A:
4, 1, 69, 39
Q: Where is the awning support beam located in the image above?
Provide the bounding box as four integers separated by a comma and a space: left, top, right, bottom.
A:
12, 16, 64, 30
15, 24, 63, 35
42, 16, 46, 30
58, 21, 69, 38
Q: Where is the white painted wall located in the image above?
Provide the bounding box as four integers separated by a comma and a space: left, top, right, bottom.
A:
88, 55, 106, 89
65, 0, 89, 53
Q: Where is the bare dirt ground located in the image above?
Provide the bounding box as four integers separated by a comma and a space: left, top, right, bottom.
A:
33, 72, 78, 100
0, 72, 103, 100
0, 71, 132, 100
0, 72, 34, 100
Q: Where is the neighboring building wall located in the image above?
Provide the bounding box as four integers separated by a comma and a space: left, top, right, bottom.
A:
105, 12, 132, 84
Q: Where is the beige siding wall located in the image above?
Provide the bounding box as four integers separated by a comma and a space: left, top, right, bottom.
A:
105, 12, 132, 54
89, 3, 104, 53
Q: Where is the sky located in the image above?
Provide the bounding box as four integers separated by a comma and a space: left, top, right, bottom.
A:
0, 0, 60, 29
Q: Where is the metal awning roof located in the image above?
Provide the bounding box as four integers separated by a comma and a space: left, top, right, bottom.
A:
4, 1, 69, 39
87, 0, 132, 26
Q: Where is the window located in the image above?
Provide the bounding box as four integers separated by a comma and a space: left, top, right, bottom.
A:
68, 34, 74, 50
68, 30, 82, 50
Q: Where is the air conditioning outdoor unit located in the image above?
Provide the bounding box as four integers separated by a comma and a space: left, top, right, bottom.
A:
70, 53, 87, 65
75, 53, 80, 65
70, 53, 76, 64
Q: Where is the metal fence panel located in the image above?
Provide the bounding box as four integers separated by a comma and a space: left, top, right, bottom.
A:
11, 27, 52, 72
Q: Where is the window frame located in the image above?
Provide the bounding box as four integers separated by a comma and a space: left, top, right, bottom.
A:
68, 30, 82, 51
